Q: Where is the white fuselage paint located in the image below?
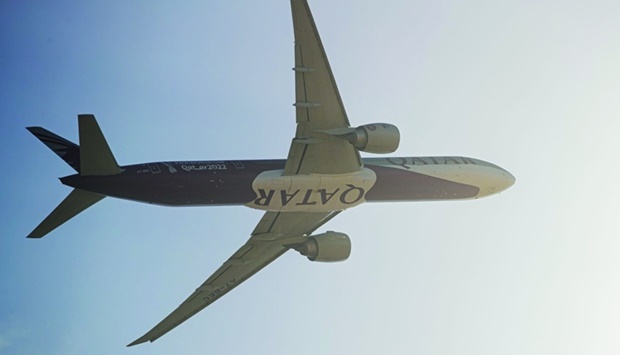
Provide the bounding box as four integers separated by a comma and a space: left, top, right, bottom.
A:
247, 168, 377, 212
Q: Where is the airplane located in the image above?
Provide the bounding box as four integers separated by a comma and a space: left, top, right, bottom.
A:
26, 0, 515, 347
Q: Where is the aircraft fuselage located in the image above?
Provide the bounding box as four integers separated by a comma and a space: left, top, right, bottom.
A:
61, 156, 515, 211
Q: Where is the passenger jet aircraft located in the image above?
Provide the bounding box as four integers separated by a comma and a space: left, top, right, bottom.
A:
27, 0, 515, 346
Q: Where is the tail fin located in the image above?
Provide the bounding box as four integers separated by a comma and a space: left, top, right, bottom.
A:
78, 114, 122, 176
27, 114, 122, 176
27, 114, 121, 238
27, 126, 81, 172
28, 189, 105, 238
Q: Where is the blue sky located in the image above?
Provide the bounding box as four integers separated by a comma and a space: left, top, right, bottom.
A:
2, 0, 620, 354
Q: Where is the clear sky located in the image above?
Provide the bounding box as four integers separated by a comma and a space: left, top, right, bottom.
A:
2, 0, 620, 354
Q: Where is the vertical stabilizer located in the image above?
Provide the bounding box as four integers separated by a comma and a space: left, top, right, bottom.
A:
26, 127, 81, 172
78, 114, 122, 176
28, 189, 105, 238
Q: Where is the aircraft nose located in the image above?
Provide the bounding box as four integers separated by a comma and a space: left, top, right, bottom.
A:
490, 168, 516, 195
475, 166, 515, 198
500, 170, 516, 191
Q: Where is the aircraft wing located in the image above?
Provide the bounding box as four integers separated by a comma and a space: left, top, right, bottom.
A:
129, 0, 356, 346
284, 0, 362, 175
128, 210, 340, 346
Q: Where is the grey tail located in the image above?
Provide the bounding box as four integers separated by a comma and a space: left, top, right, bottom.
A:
27, 114, 122, 238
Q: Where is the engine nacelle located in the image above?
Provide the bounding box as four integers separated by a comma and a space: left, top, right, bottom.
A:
346, 123, 400, 154
294, 231, 351, 262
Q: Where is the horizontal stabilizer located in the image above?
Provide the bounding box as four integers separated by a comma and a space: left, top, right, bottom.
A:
27, 127, 81, 172
78, 114, 122, 176
28, 189, 105, 238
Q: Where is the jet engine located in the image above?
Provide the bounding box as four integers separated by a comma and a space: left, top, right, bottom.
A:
293, 231, 351, 262
325, 123, 400, 154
